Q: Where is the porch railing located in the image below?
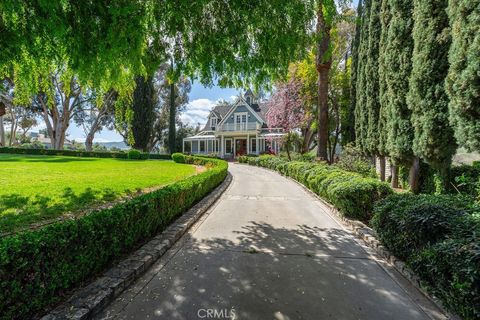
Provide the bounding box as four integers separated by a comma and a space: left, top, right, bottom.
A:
219, 122, 259, 132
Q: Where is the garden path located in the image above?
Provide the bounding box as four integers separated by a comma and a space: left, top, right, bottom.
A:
96, 163, 445, 320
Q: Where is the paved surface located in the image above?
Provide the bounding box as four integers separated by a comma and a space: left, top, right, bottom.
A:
96, 164, 445, 320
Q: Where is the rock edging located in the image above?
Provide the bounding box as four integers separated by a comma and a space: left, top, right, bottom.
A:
41, 172, 233, 320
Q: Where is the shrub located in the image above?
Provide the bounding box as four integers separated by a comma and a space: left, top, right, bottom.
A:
240, 155, 392, 221
336, 144, 377, 178
127, 149, 142, 159
0, 147, 172, 160
0, 155, 227, 319
172, 152, 186, 163
372, 193, 480, 319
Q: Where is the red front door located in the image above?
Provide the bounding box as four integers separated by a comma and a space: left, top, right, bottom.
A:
235, 139, 247, 156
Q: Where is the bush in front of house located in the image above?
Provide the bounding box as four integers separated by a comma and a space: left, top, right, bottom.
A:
241, 155, 392, 221
127, 149, 143, 159
0, 146, 172, 160
0, 155, 227, 320
372, 194, 480, 319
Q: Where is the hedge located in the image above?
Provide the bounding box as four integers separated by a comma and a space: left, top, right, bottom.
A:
0, 147, 171, 160
239, 155, 392, 221
372, 194, 479, 319
0, 154, 227, 319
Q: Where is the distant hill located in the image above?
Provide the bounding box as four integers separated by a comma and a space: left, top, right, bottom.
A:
98, 141, 129, 150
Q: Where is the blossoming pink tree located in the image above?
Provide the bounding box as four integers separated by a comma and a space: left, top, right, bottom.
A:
266, 79, 310, 160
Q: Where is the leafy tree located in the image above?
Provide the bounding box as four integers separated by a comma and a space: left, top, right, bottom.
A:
129, 76, 156, 152
74, 90, 117, 151
354, 0, 371, 153
383, 0, 415, 190
378, 0, 392, 181
446, 0, 480, 152
408, 0, 456, 174
365, 0, 382, 173
266, 79, 310, 160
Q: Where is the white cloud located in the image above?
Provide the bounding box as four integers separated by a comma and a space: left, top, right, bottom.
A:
181, 98, 217, 125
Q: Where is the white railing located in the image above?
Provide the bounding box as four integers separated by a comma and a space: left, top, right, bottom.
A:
219, 122, 259, 132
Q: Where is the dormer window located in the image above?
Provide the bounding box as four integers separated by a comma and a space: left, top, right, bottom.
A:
246, 96, 251, 105
210, 117, 218, 130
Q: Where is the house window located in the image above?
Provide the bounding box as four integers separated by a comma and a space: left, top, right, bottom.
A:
225, 139, 232, 154
200, 140, 205, 152
246, 96, 251, 104
210, 117, 218, 130
235, 112, 247, 131
251, 138, 257, 153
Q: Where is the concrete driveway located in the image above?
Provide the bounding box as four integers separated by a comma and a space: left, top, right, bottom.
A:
96, 163, 446, 320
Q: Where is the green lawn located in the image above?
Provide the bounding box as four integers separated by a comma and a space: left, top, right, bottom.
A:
0, 154, 196, 234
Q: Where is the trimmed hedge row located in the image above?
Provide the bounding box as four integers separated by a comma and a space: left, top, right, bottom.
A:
239, 155, 393, 221
0, 147, 171, 160
0, 154, 227, 319
372, 194, 479, 319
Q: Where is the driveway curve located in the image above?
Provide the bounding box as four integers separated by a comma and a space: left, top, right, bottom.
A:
96, 163, 446, 320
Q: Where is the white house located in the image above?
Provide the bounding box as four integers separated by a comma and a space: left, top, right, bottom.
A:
183, 90, 284, 158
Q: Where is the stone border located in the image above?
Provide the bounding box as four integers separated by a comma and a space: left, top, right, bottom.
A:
41, 173, 232, 320
238, 163, 458, 320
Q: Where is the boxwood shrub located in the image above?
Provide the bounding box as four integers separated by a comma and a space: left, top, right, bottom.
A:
0, 155, 227, 319
240, 155, 392, 221
0, 147, 171, 160
372, 194, 480, 319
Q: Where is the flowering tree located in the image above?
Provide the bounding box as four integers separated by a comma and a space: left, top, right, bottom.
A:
266, 79, 310, 160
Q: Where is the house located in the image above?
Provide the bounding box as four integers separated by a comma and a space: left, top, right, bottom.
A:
183, 90, 284, 158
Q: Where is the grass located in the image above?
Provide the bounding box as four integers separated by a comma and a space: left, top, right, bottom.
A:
0, 154, 196, 234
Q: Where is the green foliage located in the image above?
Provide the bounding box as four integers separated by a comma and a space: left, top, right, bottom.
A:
131, 76, 156, 151
0, 153, 187, 233
446, 0, 480, 152
372, 193, 479, 319
349, 0, 363, 144
408, 0, 456, 170
242, 155, 392, 221
354, 0, 371, 153
0, 155, 227, 319
336, 144, 377, 178
171, 152, 186, 163
383, 0, 415, 164
365, 0, 382, 155
127, 149, 143, 160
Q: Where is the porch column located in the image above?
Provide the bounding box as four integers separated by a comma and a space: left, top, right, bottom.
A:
182, 140, 185, 153
256, 135, 259, 155
247, 133, 250, 154
220, 135, 224, 157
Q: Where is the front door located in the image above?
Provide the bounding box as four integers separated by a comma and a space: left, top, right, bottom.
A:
235, 139, 247, 156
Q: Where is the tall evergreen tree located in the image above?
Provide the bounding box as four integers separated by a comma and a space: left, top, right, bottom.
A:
131, 76, 155, 152
408, 0, 456, 173
383, 0, 415, 190
349, 0, 363, 144
365, 0, 383, 177
378, 0, 391, 182
354, 0, 371, 153
446, 0, 480, 151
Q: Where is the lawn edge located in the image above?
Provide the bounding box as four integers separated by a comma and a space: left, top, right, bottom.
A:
40, 172, 233, 320
238, 163, 459, 320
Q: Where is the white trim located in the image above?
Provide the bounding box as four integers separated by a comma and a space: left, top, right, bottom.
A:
224, 138, 233, 155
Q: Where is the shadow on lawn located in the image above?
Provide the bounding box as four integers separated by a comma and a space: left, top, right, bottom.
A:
0, 187, 122, 234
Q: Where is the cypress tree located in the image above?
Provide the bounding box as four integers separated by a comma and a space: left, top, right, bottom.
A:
378, 0, 391, 182
383, 0, 415, 189
408, 0, 456, 173
354, 0, 371, 153
365, 0, 382, 177
349, 0, 363, 144
131, 76, 155, 152
446, 0, 480, 151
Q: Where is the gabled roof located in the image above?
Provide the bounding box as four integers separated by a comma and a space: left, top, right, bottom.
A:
217, 96, 265, 127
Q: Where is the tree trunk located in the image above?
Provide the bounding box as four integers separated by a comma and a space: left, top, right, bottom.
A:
85, 133, 94, 151
315, 5, 332, 162
0, 115, 5, 146
409, 156, 421, 194
379, 156, 386, 181
391, 164, 399, 188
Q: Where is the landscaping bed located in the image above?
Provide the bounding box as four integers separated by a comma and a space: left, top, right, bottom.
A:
0, 153, 195, 234
0, 153, 228, 319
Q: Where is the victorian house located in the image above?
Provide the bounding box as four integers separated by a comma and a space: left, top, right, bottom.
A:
183, 90, 284, 158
